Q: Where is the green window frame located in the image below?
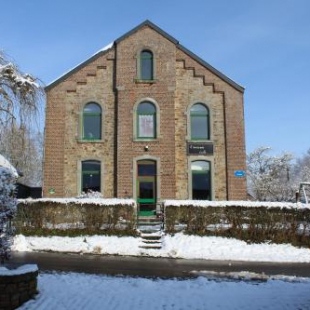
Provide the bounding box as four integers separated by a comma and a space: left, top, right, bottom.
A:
191, 160, 211, 200
137, 102, 156, 139
81, 160, 101, 193
140, 50, 154, 80
190, 103, 210, 140
82, 102, 102, 140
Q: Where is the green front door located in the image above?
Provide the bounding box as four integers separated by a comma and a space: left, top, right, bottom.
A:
137, 160, 156, 216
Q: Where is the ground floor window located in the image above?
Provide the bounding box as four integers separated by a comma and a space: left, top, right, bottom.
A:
191, 160, 211, 200
81, 160, 101, 193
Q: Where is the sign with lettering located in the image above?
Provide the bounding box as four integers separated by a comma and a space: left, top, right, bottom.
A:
187, 142, 213, 155
234, 170, 246, 178
48, 188, 55, 194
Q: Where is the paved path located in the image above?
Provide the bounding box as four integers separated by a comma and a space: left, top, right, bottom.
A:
10, 251, 310, 278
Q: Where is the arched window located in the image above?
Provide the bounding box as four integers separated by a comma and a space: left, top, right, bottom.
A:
81, 160, 101, 193
191, 160, 211, 200
83, 102, 102, 140
137, 101, 156, 139
140, 50, 154, 80
190, 103, 210, 140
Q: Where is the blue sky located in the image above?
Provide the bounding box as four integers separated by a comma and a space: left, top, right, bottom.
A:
1, 0, 309, 157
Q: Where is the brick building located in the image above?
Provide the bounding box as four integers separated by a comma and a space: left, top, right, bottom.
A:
43, 20, 247, 212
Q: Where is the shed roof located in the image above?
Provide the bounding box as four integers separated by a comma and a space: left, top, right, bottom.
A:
0, 154, 18, 177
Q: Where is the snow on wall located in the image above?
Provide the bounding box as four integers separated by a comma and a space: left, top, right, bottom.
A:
0, 264, 38, 276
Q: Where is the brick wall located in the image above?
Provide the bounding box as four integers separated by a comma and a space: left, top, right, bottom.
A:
0, 265, 38, 309
115, 25, 177, 200
43, 50, 115, 198
175, 48, 247, 200
43, 22, 246, 200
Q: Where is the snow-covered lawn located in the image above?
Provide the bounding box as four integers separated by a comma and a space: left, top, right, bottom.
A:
13, 233, 310, 263
12, 231, 310, 308
10, 233, 310, 309
19, 271, 310, 310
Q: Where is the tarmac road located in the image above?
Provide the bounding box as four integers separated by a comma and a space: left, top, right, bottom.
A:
9, 251, 310, 278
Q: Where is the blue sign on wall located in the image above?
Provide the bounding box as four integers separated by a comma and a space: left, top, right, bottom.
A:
234, 170, 246, 178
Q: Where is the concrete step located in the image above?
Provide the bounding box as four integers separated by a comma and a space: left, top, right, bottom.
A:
140, 232, 163, 238
137, 218, 163, 233
141, 239, 162, 244
137, 226, 163, 234
139, 230, 163, 250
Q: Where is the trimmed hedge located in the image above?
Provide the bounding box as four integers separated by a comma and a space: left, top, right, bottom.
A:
14, 199, 310, 247
164, 202, 310, 247
15, 199, 137, 237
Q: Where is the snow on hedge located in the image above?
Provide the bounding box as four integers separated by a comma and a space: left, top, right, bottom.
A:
0, 167, 17, 263
17, 198, 310, 210
164, 200, 310, 210
19, 197, 136, 206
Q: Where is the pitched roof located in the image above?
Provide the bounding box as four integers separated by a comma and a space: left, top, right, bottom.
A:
46, 20, 244, 93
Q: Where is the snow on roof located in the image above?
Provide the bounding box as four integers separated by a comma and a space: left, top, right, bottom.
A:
96, 42, 114, 54
0, 154, 18, 177
46, 42, 114, 88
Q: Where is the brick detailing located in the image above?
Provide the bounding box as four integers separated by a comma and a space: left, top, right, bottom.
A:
43, 23, 246, 200
43, 50, 115, 198
175, 48, 247, 200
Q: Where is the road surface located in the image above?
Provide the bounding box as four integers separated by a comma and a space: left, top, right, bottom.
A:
9, 251, 310, 278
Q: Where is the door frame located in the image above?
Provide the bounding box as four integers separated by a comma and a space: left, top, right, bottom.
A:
133, 156, 160, 216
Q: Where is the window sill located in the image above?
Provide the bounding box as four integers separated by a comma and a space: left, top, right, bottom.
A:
134, 79, 157, 84
187, 138, 212, 143
77, 139, 104, 143
133, 138, 158, 142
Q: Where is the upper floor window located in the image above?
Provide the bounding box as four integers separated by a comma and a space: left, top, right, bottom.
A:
137, 101, 156, 139
140, 50, 154, 80
190, 103, 210, 140
81, 160, 101, 193
83, 102, 102, 140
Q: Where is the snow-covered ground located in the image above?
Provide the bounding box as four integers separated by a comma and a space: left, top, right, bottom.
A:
18, 271, 310, 310
13, 233, 310, 262
9, 234, 310, 309
11, 230, 310, 309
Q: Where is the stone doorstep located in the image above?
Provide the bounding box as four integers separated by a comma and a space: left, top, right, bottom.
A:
138, 218, 162, 222
139, 231, 163, 249
139, 244, 162, 249
142, 239, 161, 244
138, 223, 163, 228
137, 224, 162, 231
138, 215, 164, 249
140, 231, 163, 238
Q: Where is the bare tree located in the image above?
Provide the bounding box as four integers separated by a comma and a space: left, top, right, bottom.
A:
1, 125, 43, 186
247, 147, 295, 201
0, 51, 43, 125
0, 51, 44, 185
292, 149, 310, 202
293, 149, 310, 183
